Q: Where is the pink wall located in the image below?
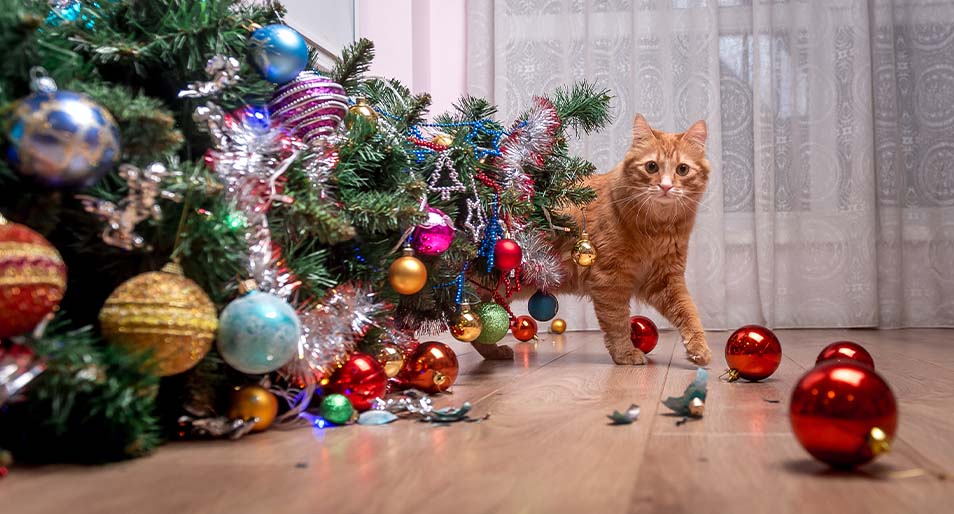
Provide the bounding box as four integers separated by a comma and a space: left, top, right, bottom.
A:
357, 0, 467, 115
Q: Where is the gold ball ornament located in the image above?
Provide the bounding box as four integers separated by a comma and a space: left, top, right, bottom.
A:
572, 231, 597, 267
99, 262, 218, 376
346, 97, 378, 129
228, 384, 279, 432
432, 133, 454, 147
376, 342, 406, 378
388, 247, 428, 295
450, 301, 483, 342
550, 318, 567, 334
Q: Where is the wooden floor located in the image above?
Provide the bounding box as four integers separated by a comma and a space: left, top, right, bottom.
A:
3, 329, 953, 514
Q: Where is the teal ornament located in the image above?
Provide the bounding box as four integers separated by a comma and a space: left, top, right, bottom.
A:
320, 393, 354, 425
662, 368, 709, 416
528, 290, 559, 321
357, 410, 398, 425
247, 24, 309, 84
472, 302, 510, 345
217, 290, 301, 374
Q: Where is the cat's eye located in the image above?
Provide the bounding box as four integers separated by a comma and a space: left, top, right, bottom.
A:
645, 161, 658, 173
677, 163, 690, 176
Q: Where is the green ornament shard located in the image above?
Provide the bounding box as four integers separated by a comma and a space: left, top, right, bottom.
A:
607, 404, 641, 425
662, 368, 709, 417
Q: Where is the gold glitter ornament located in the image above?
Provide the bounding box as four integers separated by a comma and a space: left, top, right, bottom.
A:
572, 231, 597, 267
376, 342, 406, 378
550, 318, 567, 334
346, 97, 378, 129
450, 301, 483, 342
99, 262, 218, 376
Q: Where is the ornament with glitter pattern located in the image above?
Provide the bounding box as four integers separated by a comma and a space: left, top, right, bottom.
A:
269, 71, 348, 145
0, 216, 66, 339
472, 302, 510, 345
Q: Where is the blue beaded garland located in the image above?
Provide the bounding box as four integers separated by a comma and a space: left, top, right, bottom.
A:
247, 24, 309, 84
528, 290, 559, 322
217, 291, 302, 374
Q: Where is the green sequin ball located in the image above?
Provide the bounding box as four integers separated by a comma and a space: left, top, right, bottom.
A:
472, 302, 510, 345
320, 393, 354, 425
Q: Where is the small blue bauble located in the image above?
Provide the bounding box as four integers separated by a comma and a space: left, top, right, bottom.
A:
528, 290, 559, 322
6, 90, 120, 188
247, 24, 309, 84
217, 291, 301, 374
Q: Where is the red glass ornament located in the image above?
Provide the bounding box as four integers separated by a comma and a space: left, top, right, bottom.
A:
0, 220, 67, 339
790, 361, 898, 468
493, 238, 522, 272
399, 341, 459, 394
724, 325, 782, 381
815, 341, 875, 369
511, 315, 537, 342
630, 315, 659, 354
327, 352, 387, 411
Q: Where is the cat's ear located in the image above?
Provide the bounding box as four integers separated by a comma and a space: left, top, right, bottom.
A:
682, 120, 707, 149
632, 114, 655, 146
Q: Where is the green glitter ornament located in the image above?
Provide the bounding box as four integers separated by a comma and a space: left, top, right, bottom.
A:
472, 302, 510, 345
320, 393, 354, 425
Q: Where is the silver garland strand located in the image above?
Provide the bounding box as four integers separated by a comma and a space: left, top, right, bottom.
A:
178, 55, 242, 98
515, 229, 565, 291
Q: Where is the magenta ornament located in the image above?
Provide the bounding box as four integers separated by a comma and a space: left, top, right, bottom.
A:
268, 71, 348, 145
412, 207, 455, 256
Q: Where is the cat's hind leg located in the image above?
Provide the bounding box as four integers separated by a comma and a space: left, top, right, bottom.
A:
592, 287, 647, 365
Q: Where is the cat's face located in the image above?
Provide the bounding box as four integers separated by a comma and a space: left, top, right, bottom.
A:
620, 114, 710, 214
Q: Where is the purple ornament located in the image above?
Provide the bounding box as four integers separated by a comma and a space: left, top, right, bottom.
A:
412, 207, 455, 256
268, 71, 348, 145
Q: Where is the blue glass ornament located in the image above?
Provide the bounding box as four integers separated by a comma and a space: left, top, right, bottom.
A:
217, 290, 301, 374
247, 24, 309, 84
528, 290, 559, 322
6, 89, 120, 188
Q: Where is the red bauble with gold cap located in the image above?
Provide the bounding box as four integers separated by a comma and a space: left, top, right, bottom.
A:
399, 341, 459, 394
327, 352, 388, 411
0, 215, 66, 338
724, 324, 782, 381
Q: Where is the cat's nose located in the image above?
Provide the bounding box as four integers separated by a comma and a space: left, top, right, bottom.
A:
659, 183, 673, 194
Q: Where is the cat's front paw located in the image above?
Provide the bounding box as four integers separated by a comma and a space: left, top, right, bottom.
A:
609, 346, 647, 365
685, 334, 711, 366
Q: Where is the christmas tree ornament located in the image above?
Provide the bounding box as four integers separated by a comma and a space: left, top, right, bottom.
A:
99, 262, 216, 376
550, 318, 567, 334
663, 368, 709, 416
572, 232, 597, 267
388, 247, 427, 295
346, 97, 378, 129
493, 237, 522, 272
401, 341, 459, 394
472, 302, 510, 345
247, 24, 309, 84
376, 343, 406, 378
178, 55, 242, 98
723, 324, 782, 382
1, 342, 46, 406
512, 315, 538, 342
815, 341, 875, 369
0, 215, 67, 339
217, 281, 301, 375
432, 132, 454, 147
6, 69, 120, 188
427, 150, 467, 201
228, 384, 279, 432
528, 290, 559, 321
630, 315, 659, 354
411, 207, 455, 256
319, 393, 354, 425
269, 71, 348, 145
790, 361, 898, 468
450, 301, 483, 343
327, 352, 388, 411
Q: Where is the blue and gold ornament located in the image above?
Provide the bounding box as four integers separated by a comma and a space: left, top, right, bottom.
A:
217, 280, 302, 374
247, 24, 309, 84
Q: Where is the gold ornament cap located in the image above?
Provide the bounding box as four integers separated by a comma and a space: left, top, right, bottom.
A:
688, 397, 705, 417
572, 231, 597, 267
238, 278, 258, 295
722, 369, 741, 382
432, 133, 454, 147
868, 427, 891, 456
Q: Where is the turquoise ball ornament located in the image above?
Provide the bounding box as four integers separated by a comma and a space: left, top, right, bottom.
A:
472, 302, 511, 345
6, 89, 120, 188
247, 24, 309, 84
217, 290, 302, 374
528, 290, 559, 321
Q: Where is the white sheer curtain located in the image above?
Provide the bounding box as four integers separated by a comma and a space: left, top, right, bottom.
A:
467, 0, 954, 330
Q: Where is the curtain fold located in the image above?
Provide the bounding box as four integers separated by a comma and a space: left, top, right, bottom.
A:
467, 0, 954, 330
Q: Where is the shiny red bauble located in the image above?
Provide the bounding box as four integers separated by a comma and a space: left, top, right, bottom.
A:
815, 341, 875, 369
493, 238, 522, 272
0, 219, 67, 339
327, 352, 387, 411
724, 324, 782, 381
399, 341, 459, 394
630, 315, 659, 354
790, 361, 898, 468
511, 315, 537, 342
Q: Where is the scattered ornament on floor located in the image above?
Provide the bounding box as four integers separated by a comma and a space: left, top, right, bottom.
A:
0, 214, 67, 339
662, 368, 708, 417
472, 302, 510, 345
420, 402, 489, 425
6, 68, 120, 188
388, 247, 428, 295
247, 24, 309, 84
100, 261, 217, 376
376, 343, 406, 378
571, 231, 597, 267
217, 280, 301, 375
228, 384, 279, 432
399, 341, 459, 394
549, 318, 567, 334
493, 236, 522, 272
607, 404, 641, 425
327, 352, 388, 411
630, 315, 659, 354
319, 393, 355, 425
178, 55, 242, 98
177, 415, 258, 440
451, 301, 483, 343
0, 342, 47, 406
790, 360, 898, 468
815, 340, 875, 369
357, 410, 399, 425
411, 206, 455, 256
269, 71, 348, 145
512, 315, 538, 342
528, 290, 559, 321
346, 97, 378, 129
723, 324, 782, 382
371, 390, 490, 425
688, 397, 705, 417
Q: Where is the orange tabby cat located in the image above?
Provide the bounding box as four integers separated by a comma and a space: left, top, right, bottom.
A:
473, 114, 712, 366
